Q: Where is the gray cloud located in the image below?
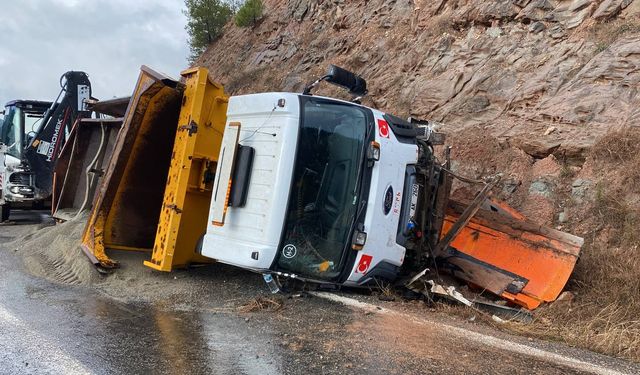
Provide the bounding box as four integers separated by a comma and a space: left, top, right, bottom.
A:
0, 0, 189, 107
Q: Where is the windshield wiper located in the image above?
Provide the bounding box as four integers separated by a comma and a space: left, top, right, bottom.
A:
348, 120, 373, 239
352, 119, 373, 197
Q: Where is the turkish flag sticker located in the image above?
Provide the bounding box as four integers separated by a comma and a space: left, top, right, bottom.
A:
377, 119, 390, 138
355, 254, 373, 274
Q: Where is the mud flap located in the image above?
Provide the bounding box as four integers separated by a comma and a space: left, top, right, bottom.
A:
438, 199, 583, 310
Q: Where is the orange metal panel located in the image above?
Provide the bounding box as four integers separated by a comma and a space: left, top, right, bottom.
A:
441, 200, 583, 310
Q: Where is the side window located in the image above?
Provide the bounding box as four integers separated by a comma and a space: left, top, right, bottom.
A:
0, 107, 23, 158
8, 108, 21, 154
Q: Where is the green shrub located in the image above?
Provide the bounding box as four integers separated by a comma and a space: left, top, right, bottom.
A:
235, 0, 263, 28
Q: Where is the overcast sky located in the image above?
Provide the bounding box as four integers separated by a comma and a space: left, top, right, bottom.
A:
0, 0, 189, 107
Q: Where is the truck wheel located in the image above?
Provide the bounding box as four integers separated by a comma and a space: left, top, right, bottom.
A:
0, 204, 10, 222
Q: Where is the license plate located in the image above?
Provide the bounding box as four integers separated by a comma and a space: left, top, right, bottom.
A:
410, 183, 419, 219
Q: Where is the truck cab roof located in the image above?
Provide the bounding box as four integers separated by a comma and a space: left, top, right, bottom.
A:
4, 100, 52, 114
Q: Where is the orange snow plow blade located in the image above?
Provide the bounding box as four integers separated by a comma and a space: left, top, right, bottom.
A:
439, 199, 583, 310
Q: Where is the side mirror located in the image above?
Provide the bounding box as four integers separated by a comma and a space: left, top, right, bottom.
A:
366, 141, 380, 166
303, 65, 368, 97
351, 229, 367, 250
325, 65, 368, 97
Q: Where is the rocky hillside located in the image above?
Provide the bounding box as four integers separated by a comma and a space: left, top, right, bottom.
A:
196, 0, 640, 360
198, 0, 640, 162
196, 0, 640, 237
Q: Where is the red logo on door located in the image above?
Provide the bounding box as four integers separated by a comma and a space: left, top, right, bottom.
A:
377, 119, 390, 138
355, 254, 373, 274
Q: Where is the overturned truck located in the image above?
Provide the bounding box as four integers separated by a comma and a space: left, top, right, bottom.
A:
72, 65, 582, 310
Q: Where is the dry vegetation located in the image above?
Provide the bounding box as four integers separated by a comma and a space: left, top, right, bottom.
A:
239, 296, 284, 313
513, 127, 640, 360
589, 16, 640, 52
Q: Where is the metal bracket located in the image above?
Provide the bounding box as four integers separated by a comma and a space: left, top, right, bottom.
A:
179, 120, 198, 136
89, 168, 105, 176
166, 204, 182, 214
432, 177, 499, 256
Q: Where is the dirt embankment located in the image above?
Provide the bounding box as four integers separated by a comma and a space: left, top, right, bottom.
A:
195, 0, 640, 361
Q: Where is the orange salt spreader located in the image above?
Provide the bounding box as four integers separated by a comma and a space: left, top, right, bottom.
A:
436, 196, 583, 310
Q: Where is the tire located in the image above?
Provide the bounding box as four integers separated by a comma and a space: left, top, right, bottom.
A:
0, 204, 10, 222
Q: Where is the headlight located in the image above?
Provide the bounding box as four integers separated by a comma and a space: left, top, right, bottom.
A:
10, 186, 34, 194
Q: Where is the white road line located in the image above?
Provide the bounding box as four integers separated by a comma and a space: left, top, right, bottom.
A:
311, 292, 631, 375
0, 305, 92, 375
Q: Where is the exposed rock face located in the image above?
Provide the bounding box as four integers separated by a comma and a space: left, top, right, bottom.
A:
593, 0, 634, 19
198, 0, 640, 164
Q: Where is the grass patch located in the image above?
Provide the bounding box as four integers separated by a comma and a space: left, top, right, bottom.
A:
591, 127, 640, 163
522, 127, 640, 361
432, 15, 455, 36
591, 127, 640, 188
593, 183, 640, 247
420, 13, 456, 38
589, 18, 640, 53
559, 162, 574, 179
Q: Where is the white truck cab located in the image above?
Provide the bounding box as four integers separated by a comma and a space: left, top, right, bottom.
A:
0, 101, 53, 221
201, 87, 434, 286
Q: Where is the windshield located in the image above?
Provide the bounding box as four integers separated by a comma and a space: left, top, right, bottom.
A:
277, 98, 368, 280
0, 106, 24, 158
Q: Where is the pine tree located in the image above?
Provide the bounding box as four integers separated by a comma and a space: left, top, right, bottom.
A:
183, 0, 234, 62
235, 0, 264, 28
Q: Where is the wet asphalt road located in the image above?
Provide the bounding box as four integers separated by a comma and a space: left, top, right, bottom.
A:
1, 210, 640, 375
